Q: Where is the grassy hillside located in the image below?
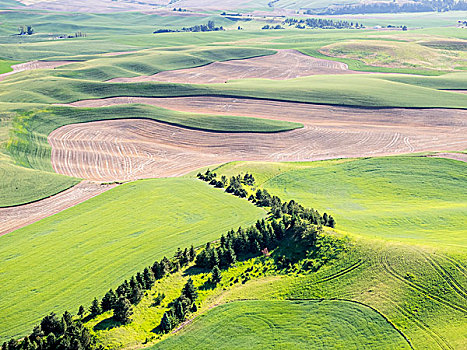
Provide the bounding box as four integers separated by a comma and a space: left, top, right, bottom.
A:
154, 300, 411, 349
0, 160, 79, 206
215, 156, 467, 247
2, 73, 466, 108
0, 178, 266, 341
0, 58, 18, 74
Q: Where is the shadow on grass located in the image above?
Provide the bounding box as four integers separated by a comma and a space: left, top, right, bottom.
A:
93, 317, 119, 331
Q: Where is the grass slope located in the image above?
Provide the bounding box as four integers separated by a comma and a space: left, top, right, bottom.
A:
0, 58, 18, 74
154, 300, 411, 350
0, 160, 79, 206
0, 178, 266, 341
216, 156, 467, 247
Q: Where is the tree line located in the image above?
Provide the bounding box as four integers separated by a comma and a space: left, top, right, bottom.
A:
154, 21, 224, 34
284, 18, 362, 29
3, 171, 336, 349
314, 0, 467, 15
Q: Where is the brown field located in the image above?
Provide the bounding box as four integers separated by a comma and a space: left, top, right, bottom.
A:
107, 49, 357, 84
0, 181, 115, 236
51, 96, 467, 181
0, 60, 76, 82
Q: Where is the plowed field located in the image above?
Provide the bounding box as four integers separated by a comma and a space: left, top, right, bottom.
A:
0, 60, 76, 81
50, 97, 466, 181
107, 49, 356, 84
0, 181, 115, 236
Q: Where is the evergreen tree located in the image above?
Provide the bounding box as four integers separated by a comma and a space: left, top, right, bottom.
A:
114, 298, 133, 324
211, 265, 222, 284
101, 289, 117, 311
143, 267, 155, 289
189, 245, 196, 261
181, 278, 197, 302
130, 284, 144, 305
77, 305, 85, 318
89, 297, 101, 316
62, 310, 73, 328
160, 312, 172, 333
40, 313, 62, 336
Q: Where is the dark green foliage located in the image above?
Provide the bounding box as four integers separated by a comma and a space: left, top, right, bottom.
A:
160, 313, 173, 333
40, 313, 62, 336
77, 306, 85, 317
6, 310, 93, 350
101, 289, 117, 312
89, 298, 101, 316
153, 293, 165, 307
211, 266, 222, 284
181, 278, 198, 303
114, 298, 133, 325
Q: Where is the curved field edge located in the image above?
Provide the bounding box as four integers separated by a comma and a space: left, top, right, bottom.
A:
5, 105, 301, 172
0, 178, 266, 341
153, 300, 412, 350
0, 160, 80, 207
1, 66, 467, 108
213, 156, 467, 247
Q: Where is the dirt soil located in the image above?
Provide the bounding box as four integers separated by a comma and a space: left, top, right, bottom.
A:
107, 49, 358, 84
0, 60, 76, 82
51, 96, 467, 182
0, 181, 115, 236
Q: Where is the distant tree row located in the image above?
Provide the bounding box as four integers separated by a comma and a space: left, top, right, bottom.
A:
314, 0, 467, 15
284, 18, 362, 29
154, 21, 224, 34
262, 24, 284, 30
18, 25, 34, 35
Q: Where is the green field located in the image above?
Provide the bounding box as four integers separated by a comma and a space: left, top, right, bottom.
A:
215, 156, 467, 247
0, 58, 18, 74
0, 178, 266, 341
0, 160, 79, 206
153, 300, 411, 349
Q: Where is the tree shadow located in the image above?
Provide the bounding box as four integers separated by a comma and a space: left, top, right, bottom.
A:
93, 317, 119, 331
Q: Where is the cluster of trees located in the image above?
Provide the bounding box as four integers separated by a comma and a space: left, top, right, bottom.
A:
197, 170, 335, 229
2, 312, 93, 350
284, 18, 362, 29
195, 219, 285, 270
154, 21, 224, 34
197, 170, 256, 198
315, 0, 467, 15
172, 8, 187, 12
18, 25, 34, 35
159, 279, 198, 333
262, 24, 284, 30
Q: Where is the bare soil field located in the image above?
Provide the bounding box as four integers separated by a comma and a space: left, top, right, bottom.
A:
51, 96, 466, 181
0, 60, 76, 82
107, 50, 357, 84
0, 181, 115, 236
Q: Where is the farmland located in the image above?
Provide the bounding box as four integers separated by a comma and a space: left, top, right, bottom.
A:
0, 4, 466, 350
215, 156, 467, 246
0, 178, 265, 339
154, 300, 412, 349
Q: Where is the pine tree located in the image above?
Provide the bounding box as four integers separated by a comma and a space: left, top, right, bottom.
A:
101, 289, 117, 311
143, 267, 155, 289
181, 278, 197, 302
189, 245, 196, 261
89, 297, 101, 316
160, 312, 172, 333
211, 265, 222, 284
62, 310, 73, 328
114, 298, 133, 324
78, 305, 85, 318
130, 284, 144, 305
